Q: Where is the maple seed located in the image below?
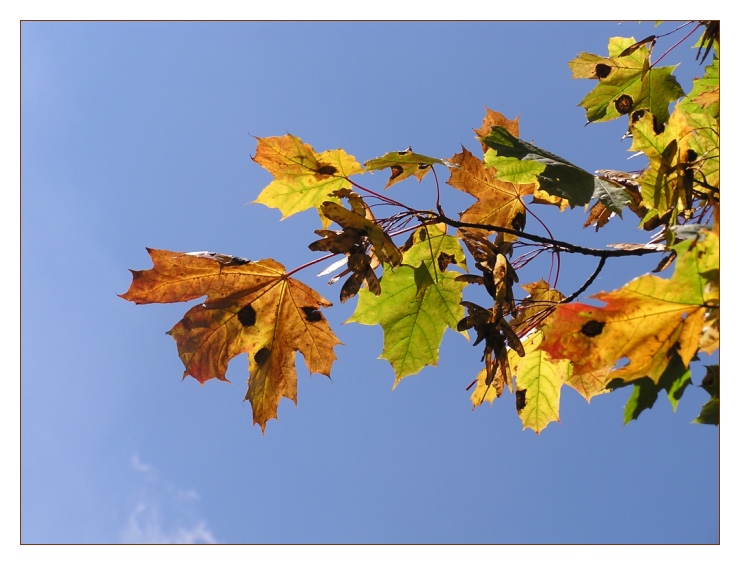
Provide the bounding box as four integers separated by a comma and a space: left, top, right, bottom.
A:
614, 94, 633, 115
316, 164, 337, 176
516, 389, 527, 412
580, 320, 606, 337
594, 63, 611, 79
301, 306, 323, 322
254, 347, 271, 366
237, 304, 257, 327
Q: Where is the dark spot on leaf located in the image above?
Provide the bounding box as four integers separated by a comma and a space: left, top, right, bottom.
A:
630, 109, 645, 123
397, 147, 412, 155
301, 306, 323, 322
437, 252, 457, 272
516, 389, 527, 413
237, 304, 256, 327
581, 320, 605, 337
229, 256, 251, 265
254, 347, 270, 366
651, 115, 665, 135
614, 94, 633, 115
180, 317, 192, 331
511, 212, 526, 232
418, 163, 430, 170
316, 164, 337, 175
687, 149, 698, 163
595, 63, 611, 79
389, 165, 404, 180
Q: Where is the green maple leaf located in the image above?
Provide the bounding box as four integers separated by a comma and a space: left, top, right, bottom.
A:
569, 36, 684, 124
252, 134, 364, 221
346, 224, 467, 385
480, 126, 617, 207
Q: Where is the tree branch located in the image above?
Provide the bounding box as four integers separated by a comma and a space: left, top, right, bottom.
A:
429, 213, 666, 259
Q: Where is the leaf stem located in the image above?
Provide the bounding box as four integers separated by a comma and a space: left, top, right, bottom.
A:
285, 253, 337, 278
345, 177, 416, 212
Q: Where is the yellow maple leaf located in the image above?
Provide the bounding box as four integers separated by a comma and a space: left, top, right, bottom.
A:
252, 134, 363, 222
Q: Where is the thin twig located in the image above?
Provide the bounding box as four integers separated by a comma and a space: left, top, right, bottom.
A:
562, 256, 607, 304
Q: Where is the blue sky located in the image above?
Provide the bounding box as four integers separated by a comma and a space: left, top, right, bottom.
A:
21, 20, 720, 546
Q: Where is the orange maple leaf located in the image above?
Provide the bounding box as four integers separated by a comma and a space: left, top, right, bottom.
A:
541, 231, 718, 388
121, 249, 340, 431
446, 147, 536, 240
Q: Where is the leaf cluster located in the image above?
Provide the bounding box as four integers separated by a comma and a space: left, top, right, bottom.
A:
122, 22, 719, 433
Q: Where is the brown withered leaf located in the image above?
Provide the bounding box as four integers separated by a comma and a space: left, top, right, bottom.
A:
120, 249, 340, 432
583, 201, 614, 231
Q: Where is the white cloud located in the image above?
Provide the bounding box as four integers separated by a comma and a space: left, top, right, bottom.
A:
130, 454, 153, 473
122, 502, 216, 544
122, 455, 217, 544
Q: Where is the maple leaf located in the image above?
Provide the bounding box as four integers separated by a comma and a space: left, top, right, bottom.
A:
120, 249, 340, 432
569, 36, 684, 124
540, 230, 718, 387
470, 279, 611, 433
510, 279, 563, 333
474, 107, 520, 155
479, 126, 616, 207
447, 146, 534, 241
469, 329, 572, 434
252, 134, 363, 222
346, 224, 467, 385
628, 109, 695, 217
363, 149, 445, 188
511, 330, 572, 433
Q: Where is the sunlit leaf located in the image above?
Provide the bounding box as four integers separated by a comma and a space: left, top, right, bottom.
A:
121, 249, 340, 432
346, 225, 467, 384
569, 36, 684, 124
540, 231, 718, 387
447, 146, 533, 240
253, 134, 363, 221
